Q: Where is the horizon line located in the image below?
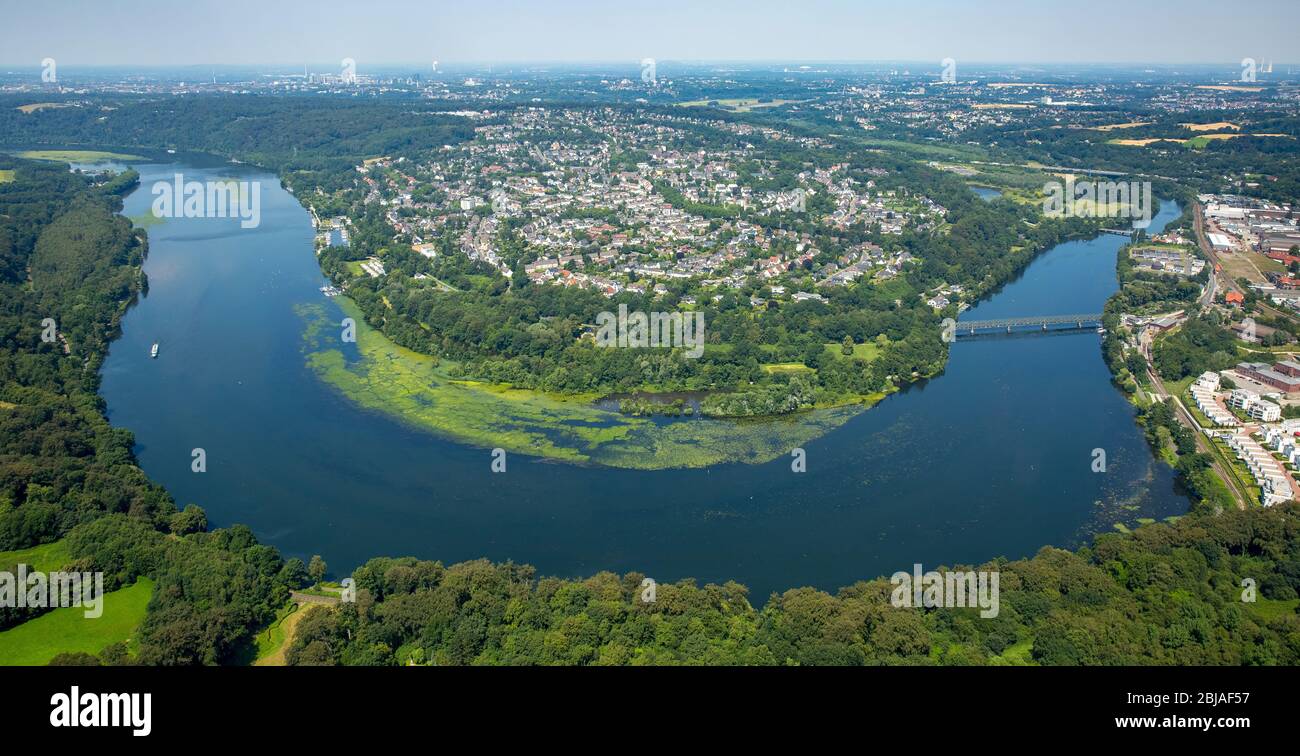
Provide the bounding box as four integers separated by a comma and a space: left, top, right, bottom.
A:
1, 59, 1295, 69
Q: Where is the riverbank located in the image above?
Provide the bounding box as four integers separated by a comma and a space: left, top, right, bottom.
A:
300, 297, 868, 469
1098, 198, 1246, 511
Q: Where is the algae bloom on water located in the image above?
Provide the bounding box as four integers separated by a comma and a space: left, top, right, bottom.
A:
297, 300, 860, 470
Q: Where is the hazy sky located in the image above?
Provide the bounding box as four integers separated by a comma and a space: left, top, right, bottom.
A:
2, 0, 1296, 67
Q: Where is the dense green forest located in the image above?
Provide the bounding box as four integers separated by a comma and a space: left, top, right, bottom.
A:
0, 95, 477, 178
270, 503, 1300, 666
0, 158, 172, 553
1152, 316, 1241, 381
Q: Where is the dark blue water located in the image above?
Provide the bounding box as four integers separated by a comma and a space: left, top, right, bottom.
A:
101, 161, 1187, 601
972, 186, 1002, 201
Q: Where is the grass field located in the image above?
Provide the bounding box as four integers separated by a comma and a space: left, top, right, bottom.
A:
824, 341, 883, 362
128, 211, 165, 229
1110, 133, 1288, 149
0, 578, 154, 666
1108, 137, 1185, 147
0, 539, 71, 573
854, 138, 985, 162
1218, 247, 1283, 283
1181, 121, 1239, 132
15, 103, 72, 114
1245, 597, 1300, 622
1090, 121, 1152, 132
15, 149, 144, 163
761, 362, 815, 375
990, 637, 1036, 665
0, 169, 15, 184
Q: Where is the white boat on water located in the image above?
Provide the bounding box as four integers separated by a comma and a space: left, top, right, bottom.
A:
150, 343, 159, 358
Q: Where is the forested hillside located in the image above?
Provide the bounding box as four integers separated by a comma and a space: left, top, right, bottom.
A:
0, 158, 172, 551
276, 503, 1300, 666
0, 157, 301, 661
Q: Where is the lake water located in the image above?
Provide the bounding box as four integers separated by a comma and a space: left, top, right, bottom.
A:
100, 160, 1188, 601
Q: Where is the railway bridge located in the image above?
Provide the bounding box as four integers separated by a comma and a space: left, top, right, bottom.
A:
955, 313, 1104, 337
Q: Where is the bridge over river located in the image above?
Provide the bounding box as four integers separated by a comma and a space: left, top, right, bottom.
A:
955, 313, 1104, 336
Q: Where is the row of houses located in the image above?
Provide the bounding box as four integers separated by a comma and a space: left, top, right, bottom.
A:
1224, 431, 1293, 507
1191, 372, 1239, 426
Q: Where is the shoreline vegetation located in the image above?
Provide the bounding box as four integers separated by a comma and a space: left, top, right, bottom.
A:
1098, 198, 1243, 512
300, 297, 870, 468
12, 149, 146, 163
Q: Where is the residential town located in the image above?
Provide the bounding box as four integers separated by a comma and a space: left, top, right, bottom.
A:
331, 107, 941, 305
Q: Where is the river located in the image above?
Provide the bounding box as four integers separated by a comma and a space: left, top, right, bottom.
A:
99, 159, 1187, 601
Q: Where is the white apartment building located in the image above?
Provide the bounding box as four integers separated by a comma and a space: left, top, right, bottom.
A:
1249, 400, 1282, 423
1229, 389, 1259, 410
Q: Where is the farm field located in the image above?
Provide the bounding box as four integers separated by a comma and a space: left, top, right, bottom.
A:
1090, 121, 1152, 131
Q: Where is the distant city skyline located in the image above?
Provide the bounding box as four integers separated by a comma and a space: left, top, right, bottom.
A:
2, 0, 1297, 67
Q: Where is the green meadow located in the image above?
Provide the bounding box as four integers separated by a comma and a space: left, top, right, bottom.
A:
15, 149, 145, 163
129, 211, 165, 229
0, 578, 154, 666
0, 539, 71, 573
1245, 597, 1300, 622
299, 298, 863, 469
823, 340, 883, 362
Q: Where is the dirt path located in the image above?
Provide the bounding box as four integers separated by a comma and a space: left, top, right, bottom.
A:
254, 592, 343, 666
254, 606, 306, 667
291, 590, 342, 607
